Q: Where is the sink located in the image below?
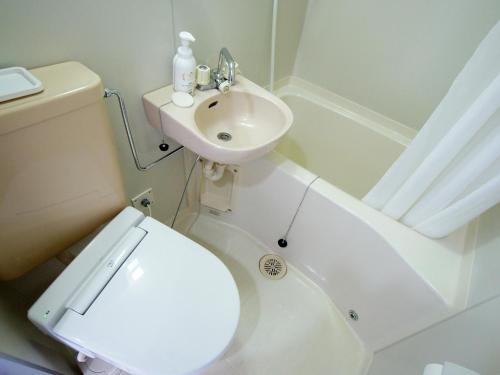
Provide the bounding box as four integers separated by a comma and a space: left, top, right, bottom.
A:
195, 92, 288, 149
143, 76, 293, 164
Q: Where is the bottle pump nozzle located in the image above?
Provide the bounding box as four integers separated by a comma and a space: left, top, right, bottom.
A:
179, 31, 195, 47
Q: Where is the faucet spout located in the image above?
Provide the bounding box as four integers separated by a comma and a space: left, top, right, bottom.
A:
217, 47, 236, 85
196, 47, 237, 93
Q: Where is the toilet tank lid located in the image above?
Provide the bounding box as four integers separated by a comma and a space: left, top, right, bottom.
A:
0, 61, 103, 136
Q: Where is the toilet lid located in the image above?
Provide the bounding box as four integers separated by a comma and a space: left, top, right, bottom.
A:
53, 217, 240, 375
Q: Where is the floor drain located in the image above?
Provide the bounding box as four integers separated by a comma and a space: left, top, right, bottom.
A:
259, 254, 287, 280
217, 132, 232, 142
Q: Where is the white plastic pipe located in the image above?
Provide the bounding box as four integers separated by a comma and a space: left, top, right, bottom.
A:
203, 160, 226, 182
269, 0, 278, 92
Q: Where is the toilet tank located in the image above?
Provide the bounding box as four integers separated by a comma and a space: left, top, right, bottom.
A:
0, 61, 127, 280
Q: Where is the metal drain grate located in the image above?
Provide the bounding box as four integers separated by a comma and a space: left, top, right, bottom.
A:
217, 132, 232, 142
259, 254, 287, 280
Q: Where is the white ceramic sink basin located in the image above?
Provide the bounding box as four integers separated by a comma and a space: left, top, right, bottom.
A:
143, 76, 293, 164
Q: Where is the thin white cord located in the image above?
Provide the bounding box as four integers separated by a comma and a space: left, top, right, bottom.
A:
269, 0, 278, 92
147, 204, 152, 218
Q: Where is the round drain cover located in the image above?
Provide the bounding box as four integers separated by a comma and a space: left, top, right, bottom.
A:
217, 132, 232, 142
259, 254, 287, 280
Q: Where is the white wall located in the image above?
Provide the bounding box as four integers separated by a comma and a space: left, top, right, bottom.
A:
0, 1, 184, 371
468, 205, 500, 306
0, 0, 187, 224
368, 296, 500, 375
369, 205, 500, 374
172, 0, 273, 88
1, 0, 276, 222
275, 0, 309, 81
173, 0, 308, 86
293, 0, 500, 129
0, 0, 276, 371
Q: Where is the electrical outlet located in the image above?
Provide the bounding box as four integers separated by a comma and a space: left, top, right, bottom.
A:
131, 188, 154, 209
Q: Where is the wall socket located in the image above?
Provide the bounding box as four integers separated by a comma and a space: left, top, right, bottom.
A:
131, 188, 154, 209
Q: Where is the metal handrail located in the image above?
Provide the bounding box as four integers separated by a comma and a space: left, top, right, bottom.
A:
103, 88, 183, 171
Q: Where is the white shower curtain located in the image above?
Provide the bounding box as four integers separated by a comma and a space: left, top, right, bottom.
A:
363, 21, 500, 238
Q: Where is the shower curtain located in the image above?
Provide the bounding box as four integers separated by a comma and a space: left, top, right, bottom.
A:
363, 21, 500, 238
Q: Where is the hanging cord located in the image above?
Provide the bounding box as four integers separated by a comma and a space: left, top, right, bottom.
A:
171, 155, 201, 229
278, 176, 320, 248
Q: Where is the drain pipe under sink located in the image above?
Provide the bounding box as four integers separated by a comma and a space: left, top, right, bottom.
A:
203, 160, 226, 181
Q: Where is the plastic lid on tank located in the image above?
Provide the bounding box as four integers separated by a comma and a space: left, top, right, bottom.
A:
0, 61, 103, 135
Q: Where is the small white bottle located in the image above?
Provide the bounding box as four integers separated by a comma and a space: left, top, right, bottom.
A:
173, 31, 196, 93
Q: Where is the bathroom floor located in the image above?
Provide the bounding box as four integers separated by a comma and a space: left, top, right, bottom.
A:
179, 213, 371, 375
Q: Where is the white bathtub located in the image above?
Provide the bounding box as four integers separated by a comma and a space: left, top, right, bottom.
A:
203, 77, 474, 351
275, 77, 415, 199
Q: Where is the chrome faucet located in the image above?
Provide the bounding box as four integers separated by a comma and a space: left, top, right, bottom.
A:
197, 47, 237, 93
215, 48, 236, 87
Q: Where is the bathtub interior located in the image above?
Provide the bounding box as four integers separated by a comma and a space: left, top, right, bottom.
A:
274, 78, 416, 199
177, 77, 474, 369
203, 151, 473, 351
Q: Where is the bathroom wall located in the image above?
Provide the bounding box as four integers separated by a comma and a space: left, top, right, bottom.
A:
0, 0, 186, 224
275, 0, 309, 81
0, 1, 184, 371
1, 0, 278, 222
0, 0, 276, 372
368, 205, 500, 374
172, 0, 309, 87
172, 0, 273, 87
468, 205, 500, 306
368, 296, 500, 375
292, 0, 500, 129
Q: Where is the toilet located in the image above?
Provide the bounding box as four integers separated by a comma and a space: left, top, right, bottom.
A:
28, 206, 240, 375
0, 61, 240, 375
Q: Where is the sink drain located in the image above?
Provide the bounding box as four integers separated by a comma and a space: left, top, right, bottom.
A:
217, 132, 232, 142
259, 254, 287, 280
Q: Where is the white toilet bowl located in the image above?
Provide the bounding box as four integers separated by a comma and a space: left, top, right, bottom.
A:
28, 207, 240, 375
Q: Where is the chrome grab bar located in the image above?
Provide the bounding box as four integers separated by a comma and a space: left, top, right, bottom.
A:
104, 88, 183, 171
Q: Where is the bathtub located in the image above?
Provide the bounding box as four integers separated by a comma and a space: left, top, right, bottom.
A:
275, 77, 415, 199
199, 77, 474, 351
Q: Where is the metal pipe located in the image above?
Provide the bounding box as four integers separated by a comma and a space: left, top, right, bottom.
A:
269, 0, 278, 92
103, 88, 183, 171
217, 47, 236, 85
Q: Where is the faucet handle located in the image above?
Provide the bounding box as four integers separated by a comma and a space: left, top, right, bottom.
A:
195, 65, 211, 86
218, 80, 231, 94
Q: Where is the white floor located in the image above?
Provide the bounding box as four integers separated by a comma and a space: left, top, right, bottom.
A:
179, 213, 371, 375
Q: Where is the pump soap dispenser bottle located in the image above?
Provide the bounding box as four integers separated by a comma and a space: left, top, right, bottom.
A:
173, 31, 196, 93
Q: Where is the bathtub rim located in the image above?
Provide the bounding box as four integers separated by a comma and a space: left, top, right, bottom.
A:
274, 76, 417, 147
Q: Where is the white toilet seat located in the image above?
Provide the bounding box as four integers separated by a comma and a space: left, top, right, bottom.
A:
29, 208, 240, 375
